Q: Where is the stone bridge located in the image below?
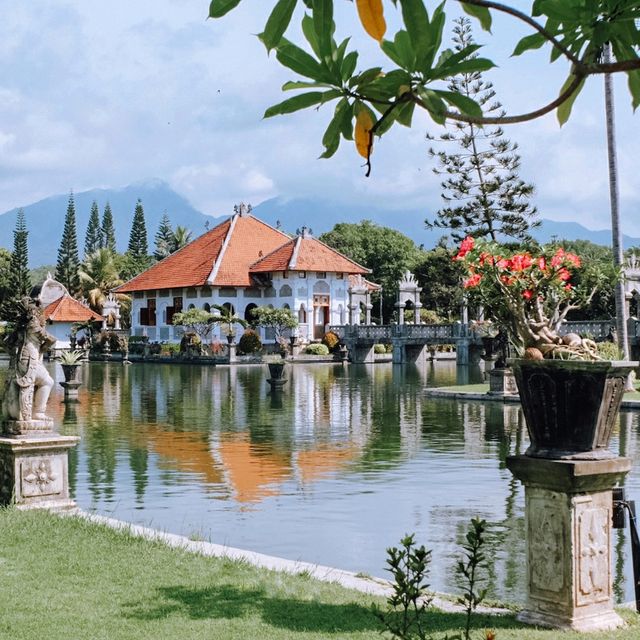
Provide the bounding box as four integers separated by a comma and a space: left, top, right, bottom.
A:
329, 318, 640, 365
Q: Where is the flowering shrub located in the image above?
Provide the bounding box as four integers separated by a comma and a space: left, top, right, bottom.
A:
455, 237, 614, 359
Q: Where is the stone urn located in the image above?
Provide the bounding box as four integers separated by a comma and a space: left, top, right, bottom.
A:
268, 361, 286, 380
511, 359, 637, 459
61, 364, 81, 383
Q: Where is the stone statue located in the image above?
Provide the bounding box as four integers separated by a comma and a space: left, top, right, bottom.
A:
2, 297, 56, 432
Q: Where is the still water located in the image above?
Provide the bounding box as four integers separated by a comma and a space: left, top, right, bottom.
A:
20, 361, 640, 604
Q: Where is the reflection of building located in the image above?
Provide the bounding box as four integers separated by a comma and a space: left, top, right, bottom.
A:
35, 273, 102, 349
117, 205, 375, 343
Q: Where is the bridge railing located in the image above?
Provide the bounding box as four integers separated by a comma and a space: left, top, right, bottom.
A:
559, 320, 613, 340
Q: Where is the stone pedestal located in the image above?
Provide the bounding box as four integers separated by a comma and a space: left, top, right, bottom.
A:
60, 381, 81, 401
227, 342, 237, 363
506, 456, 631, 631
488, 367, 518, 397
0, 434, 80, 510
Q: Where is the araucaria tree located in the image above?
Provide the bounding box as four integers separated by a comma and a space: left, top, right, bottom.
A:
85, 200, 103, 257
9, 208, 30, 297
426, 17, 538, 242
101, 202, 117, 253
126, 199, 150, 272
154, 213, 174, 260
55, 193, 81, 296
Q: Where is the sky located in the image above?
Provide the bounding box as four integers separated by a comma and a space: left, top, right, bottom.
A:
1, 0, 639, 234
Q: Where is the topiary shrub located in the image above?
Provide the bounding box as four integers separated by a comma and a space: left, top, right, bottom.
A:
238, 329, 262, 355
322, 331, 340, 352
305, 343, 330, 355
374, 343, 387, 354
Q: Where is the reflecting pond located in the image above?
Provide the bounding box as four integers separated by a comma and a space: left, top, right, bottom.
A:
13, 361, 640, 604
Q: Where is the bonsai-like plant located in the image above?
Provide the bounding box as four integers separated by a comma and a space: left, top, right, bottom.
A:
172, 308, 216, 344
455, 236, 616, 360
251, 306, 298, 344
208, 304, 249, 338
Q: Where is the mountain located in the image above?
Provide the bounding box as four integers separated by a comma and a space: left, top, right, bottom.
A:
3, 185, 639, 268
0, 179, 215, 267
253, 196, 640, 249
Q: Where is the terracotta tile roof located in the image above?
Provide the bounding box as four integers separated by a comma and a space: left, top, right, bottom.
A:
251, 235, 370, 275
116, 214, 289, 293
43, 295, 102, 323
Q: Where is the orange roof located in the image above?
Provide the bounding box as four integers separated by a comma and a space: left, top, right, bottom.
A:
251, 235, 370, 275
43, 295, 102, 323
116, 213, 289, 293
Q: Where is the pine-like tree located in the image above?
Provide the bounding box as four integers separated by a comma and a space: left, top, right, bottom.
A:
127, 199, 149, 259
425, 17, 538, 242
101, 202, 117, 253
85, 200, 103, 258
55, 193, 81, 296
9, 208, 30, 297
154, 212, 174, 260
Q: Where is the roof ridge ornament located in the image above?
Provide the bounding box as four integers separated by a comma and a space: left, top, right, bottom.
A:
233, 202, 252, 217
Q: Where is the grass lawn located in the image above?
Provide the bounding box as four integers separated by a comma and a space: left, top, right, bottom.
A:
1, 508, 639, 640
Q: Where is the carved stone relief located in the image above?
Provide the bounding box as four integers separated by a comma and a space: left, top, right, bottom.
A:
577, 506, 610, 605
528, 494, 565, 596
20, 457, 63, 497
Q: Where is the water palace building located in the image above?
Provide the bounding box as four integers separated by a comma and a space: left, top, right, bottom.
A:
116, 205, 379, 343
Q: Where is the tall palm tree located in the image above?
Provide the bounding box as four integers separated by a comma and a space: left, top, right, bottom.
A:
78, 247, 129, 314
603, 44, 633, 388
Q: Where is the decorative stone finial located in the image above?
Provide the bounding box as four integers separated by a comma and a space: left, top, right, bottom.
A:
233, 203, 252, 217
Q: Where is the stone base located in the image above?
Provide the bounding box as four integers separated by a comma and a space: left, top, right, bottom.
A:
267, 378, 288, 389
507, 456, 631, 632
60, 381, 81, 401
3, 418, 54, 435
487, 367, 518, 397
0, 434, 80, 510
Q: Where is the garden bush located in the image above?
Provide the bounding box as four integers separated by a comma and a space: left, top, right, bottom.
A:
322, 331, 340, 352
238, 329, 262, 355
305, 343, 329, 356
597, 340, 622, 360
374, 344, 387, 354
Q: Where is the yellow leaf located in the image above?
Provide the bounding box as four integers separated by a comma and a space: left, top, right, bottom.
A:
354, 110, 373, 159
356, 0, 386, 43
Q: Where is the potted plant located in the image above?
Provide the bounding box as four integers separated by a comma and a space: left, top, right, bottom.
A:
58, 350, 84, 383
455, 236, 636, 459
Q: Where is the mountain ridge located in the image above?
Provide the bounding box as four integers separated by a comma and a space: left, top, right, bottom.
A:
2, 183, 638, 268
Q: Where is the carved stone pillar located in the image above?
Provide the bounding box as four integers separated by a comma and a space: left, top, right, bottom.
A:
0, 434, 79, 510
365, 304, 373, 325
506, 456, 630, 632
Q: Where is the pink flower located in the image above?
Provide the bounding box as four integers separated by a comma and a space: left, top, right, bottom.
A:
537, 257, 547, 271
455, 236, 475, 260
557, 268, 570, 281
522, 289, 533, 300
565, 252, 581, 268
463, 273, 482, 288
510, 253, 532, 272
550, 248, 565, 268
564, 283, 572, 291
496, 258, 510, 270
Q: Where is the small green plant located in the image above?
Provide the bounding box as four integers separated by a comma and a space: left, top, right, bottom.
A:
456, 518, 489, 640
322, 331, 340, 351
238, 329, 262, 355
373, 533, 433, 640
305, 343, 329, 355
597, 340, 622, 361
58, 350, 84, 365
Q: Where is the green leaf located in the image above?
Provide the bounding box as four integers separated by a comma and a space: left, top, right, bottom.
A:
275, 39, 331, 82
341, 50, 358, 81
418, 88, 447, 125
512, 32, 546, 57
398, 0, 431, 70
209, 0, 242, 18
433, 90, 483, 118
320, 98, 349, 158
313, 0, 334, 60
628, 69, 640, 111
301, 14, 322, 58
556, 74, 585, 126
264, 91, 328, 118
350, 67, 383, 89
395, 101, 415, 127
282, 80, 332, 91
461, 3, 492, 32
261, 0, 297, 52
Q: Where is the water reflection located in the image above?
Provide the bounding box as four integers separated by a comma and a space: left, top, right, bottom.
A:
2, 360, 638, 604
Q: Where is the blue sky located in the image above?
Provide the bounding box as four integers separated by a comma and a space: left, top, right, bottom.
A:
1, 1, 639, 234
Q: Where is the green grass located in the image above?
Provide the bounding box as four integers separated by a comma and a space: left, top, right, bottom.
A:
436, 383, 490, 394
0, 508, 639, 640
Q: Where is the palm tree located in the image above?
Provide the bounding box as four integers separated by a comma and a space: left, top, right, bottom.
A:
171, 226, 193, 252
208, 304, 248, 339
78, 248, 129, 315
603, 43, 633, 389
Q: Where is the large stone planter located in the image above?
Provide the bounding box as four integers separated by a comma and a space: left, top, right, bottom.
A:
267, 361, 287, 390
61, 364, 81, 383
511, 359, 637, 460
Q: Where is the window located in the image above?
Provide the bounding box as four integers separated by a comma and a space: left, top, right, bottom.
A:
140, 298, 156, 326
282, 271, 289, 279
336, 272, 344, 279
166, 296, 183, 325
298, 271, 307, 278
317, 272, 326, 279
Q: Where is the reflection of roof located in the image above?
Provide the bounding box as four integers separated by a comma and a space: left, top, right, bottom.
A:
43, 295, 102, 323
296, 445, 357, 484
217, 433, 291, 503
116, 213, 290, 293
251, 235, 370, 274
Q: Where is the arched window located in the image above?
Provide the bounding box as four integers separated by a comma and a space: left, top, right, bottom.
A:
188, 303, 196, 310
283, 303, 290, 310
298, 304, 307, 323
313, 281, 330, 294
244, 303, 258, 322
203, 303, 211, 312
279, 284, 292, 297
223, 302, 235, 315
